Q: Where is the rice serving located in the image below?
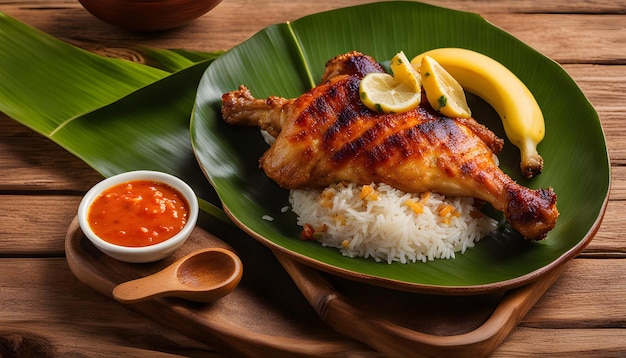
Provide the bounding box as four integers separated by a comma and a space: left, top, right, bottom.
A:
289, 182, 497, 264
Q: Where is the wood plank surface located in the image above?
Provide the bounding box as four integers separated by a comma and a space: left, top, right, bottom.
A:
1, 257, 623, 356
494, 328, 626, 356
1, 0, 625, 356
1, 1, 625, 63
0, 259, 221, 357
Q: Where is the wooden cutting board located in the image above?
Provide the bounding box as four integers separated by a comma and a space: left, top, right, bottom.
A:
66, 215, 563, 357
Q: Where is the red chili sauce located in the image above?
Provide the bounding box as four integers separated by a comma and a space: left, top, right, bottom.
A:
88, 180, 189, 247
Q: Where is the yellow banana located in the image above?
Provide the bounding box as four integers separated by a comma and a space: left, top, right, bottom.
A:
411, 48, 545, 178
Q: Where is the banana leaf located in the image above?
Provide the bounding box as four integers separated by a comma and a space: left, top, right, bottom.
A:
0, 13, 159, 134
0, 11, 221, 140
191, 1, 610, 293
132, 46, 224, 72
0, 12, 227, 222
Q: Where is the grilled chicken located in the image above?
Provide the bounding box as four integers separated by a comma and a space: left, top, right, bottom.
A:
221, 51, 558, 240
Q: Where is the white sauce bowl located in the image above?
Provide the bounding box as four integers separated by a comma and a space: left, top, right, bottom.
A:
78, 170, 199, 263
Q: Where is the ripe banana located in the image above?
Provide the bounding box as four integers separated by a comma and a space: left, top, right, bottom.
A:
411, 48, 545, 178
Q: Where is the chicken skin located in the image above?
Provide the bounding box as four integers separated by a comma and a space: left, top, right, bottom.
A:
221, 52, 558, 240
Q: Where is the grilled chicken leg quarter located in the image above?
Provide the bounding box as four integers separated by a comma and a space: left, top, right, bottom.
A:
221, 51, 558, 240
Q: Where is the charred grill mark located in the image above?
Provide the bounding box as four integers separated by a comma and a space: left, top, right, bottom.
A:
293, 76, 352, 131
324, 52, 386, 80
504, 184, 558, 237
292, 95, 333, 138
332, 135, 368, 163
332, 115, 472, 171
346, 75, 362, 93
323, 103, 360, 142
366, 145, 388, 165
322, 76, 374, 146
459, 160, 490, 187
327, 84, 339, 98
345, 55, 384, 77
419, 117, 467, 153
389, 132, 414, 157
331, 115, 414, 166
460, 161, 475, 176
366, 132, 412, 165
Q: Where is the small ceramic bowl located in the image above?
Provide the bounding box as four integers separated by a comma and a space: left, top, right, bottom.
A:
78, 170, 199, 263
78, 0, 223, 32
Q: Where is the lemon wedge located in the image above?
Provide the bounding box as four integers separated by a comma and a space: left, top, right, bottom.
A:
390, 51, 421, 92
359, 51, 421, 114
359, 73, 421, 113
420, 55, 471, 118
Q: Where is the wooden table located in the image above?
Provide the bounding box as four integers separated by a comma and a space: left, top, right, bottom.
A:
1, 0, 625, 356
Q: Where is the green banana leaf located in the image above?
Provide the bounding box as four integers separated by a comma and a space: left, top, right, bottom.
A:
0, 12, 227, 220
1, 13, 161, 135
191, 1, 610, 293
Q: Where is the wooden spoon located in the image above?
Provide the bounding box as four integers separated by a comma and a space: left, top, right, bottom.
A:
112, 248, 243, 304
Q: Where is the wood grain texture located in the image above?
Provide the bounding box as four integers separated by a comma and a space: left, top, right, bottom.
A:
1, 257, 624, 356
523, 258, 626, 328
494, 328, 626, 356
0, 195, 79, 254
0, 259, 220, 357
1, 1, 626, 62
1, 0, 625, 356
0, 115, 103, 192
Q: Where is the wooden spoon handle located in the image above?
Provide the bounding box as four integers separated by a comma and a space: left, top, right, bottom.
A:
112, 275, 173, 304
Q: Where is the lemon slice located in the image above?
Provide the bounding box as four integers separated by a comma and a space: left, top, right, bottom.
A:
390, 51, 421, 92
420, 55, 471, 118
359, 72, 421, 113
359, 51, 422, 114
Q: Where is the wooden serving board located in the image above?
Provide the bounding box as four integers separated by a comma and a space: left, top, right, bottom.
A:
65, 216, 375, 357
66, 215, 563, 357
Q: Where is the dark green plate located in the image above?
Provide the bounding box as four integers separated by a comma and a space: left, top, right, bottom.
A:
191, 1, 609, 294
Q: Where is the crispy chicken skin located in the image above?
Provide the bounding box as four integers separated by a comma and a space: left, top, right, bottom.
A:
221, 52, 558, 240
320, 50, 386, 83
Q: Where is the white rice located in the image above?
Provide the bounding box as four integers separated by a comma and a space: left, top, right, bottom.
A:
289, 182, 497, 264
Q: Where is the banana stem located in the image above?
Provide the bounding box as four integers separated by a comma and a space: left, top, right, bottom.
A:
519, 138, 544, 178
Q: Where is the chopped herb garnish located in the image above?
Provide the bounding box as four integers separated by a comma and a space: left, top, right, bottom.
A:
437, 95, 447, 109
